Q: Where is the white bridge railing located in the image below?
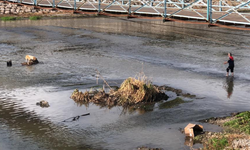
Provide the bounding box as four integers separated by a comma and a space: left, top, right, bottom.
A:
6, 0, 250, 25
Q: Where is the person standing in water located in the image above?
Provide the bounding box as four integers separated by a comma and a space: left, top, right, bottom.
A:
224, 53, 234, 76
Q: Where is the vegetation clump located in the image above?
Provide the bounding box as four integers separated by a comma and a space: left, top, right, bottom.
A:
29, 16, 42, 20
224, 111, 250, 134
1, 16, 17, 21
206, 136, 228, 150
71, 75, 168, 108
117, 77, 165, 104
195, 111, 250, 149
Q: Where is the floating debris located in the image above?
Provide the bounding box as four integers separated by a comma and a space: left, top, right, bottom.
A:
184, 123, 204, 138
137, 146, 162, 150
62, 113, 90, 122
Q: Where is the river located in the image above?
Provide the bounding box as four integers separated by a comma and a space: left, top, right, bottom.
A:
0, 17, 250, 150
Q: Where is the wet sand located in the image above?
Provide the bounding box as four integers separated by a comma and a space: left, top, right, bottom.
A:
0, 17, 250, 150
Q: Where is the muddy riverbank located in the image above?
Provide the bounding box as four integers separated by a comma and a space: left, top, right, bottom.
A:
1, 17, 250, 150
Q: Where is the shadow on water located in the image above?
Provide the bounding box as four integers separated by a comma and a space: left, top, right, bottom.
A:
116, 17, 250, 38
72, 88, 160, 116
223, 77, 234, 99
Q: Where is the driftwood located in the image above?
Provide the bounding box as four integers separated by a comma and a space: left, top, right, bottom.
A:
62, 113, 90, 122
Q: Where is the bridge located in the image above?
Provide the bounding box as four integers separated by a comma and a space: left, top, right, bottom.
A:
4, 0, 250, 28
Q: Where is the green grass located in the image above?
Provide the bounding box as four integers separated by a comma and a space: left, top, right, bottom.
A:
1, 17, 17, 21
208, 137, 228, 150
29, 16, 42, 20
224, 111, 250, 134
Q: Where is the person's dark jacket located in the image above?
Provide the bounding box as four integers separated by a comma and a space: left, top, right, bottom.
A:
228, 56, 234, 67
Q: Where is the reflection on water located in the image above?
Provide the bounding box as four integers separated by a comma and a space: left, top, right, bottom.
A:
74, 94, 156, 115
223, 77, 234, 99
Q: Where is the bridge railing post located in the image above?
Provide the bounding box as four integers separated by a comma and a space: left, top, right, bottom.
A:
207, 0, 212, 23
163, 0, 167, 21
128, 0, 131, 16
98, 0, 101, 13
74, 0, 76, 10
219, 0, 222, 11
53, 0, 55, 8
34, 0, 37, 6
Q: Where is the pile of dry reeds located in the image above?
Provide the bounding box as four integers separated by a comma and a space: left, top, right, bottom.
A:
116, 74, 161, 104
70, 73, 168, 107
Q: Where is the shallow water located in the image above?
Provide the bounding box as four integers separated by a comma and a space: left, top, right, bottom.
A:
0, 17, 250, 150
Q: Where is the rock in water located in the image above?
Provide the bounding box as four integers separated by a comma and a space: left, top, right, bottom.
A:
7, 60, 12, 67
36, 100, 49, 108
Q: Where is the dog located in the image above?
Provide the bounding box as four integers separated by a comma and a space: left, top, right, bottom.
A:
25, 55, 39, 65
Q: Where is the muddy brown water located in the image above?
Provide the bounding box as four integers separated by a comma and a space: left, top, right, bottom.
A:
0, 17, 250, 150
